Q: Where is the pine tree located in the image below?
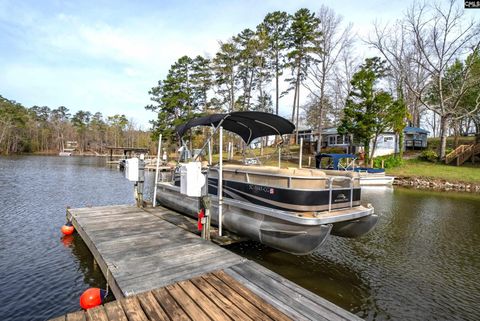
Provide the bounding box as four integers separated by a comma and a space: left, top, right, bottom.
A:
212, 41, 239, 112
191, 55, 213, 113
338, 57, 404, 164
146, 56, 198, 140
286, 9, 321, 142
257, 11, 290, 115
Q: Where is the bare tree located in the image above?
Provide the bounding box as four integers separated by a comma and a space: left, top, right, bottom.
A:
368, 0, 480, 159
368, 19, 429, 128
330, 42, 359, 125
408, 0, 480, 158
303, 5, 355, 152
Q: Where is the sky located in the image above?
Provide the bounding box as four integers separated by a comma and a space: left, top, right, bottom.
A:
0, 0, 431, 129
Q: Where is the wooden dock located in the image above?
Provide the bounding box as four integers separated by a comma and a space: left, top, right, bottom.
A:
50, 205, 361, 321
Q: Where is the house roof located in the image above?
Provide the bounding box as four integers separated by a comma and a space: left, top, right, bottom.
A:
322, 127, 338, 135
404, 126, 429, 134
296, 126, 312, 132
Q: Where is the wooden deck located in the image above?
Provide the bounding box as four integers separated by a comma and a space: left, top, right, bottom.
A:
50, 271, 292, 321
49, 204, 361, 321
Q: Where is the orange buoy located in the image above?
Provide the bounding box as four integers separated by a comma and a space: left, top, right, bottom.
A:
80, 288, 106, 310
61, 222, 74, 235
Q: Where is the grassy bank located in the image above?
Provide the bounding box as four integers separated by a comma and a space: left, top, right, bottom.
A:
386, 159, 480, 184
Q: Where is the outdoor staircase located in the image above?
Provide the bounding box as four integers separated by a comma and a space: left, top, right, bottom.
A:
445, 143, 480, 166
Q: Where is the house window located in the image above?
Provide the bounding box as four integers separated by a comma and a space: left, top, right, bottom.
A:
337, 135, 344, 144
329, 136, 336, 145
384, 137, 393, 142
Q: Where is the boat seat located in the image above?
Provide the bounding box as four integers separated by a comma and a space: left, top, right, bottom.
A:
211, 165, 328, 189
316, 169, 361, 188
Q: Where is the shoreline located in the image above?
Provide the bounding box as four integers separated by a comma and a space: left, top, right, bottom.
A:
393, 176, 480, 193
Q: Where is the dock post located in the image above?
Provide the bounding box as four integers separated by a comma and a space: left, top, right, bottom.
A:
135, 155, 145, 208
278, 145, 281, 168
201, 196, 211, 240
218, 127, 223, 236
153, 134, 162, 207
299, 137, 303, 168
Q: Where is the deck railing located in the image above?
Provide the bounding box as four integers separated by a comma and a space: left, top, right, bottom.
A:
445, 143, 480, 165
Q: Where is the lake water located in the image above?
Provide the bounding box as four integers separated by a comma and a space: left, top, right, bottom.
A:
0, 156, 479, 320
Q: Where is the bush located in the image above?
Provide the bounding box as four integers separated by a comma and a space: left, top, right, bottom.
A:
320, 146, 348, 154
419, 150, 438, 162
373, 155, 403, 168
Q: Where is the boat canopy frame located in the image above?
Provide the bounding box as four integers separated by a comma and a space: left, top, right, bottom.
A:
316, 153, 357, 170
175, 111, 295, 144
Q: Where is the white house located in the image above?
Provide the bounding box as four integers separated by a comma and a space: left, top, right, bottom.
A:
320, 127, 428, 157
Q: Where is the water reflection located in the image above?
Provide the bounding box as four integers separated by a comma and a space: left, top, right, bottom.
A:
0, 156, 132, 321
228, 187, 480, 321
63, 232, 115, 303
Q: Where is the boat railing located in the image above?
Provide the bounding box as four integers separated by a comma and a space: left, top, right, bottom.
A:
213, 167, 357, 183
328, 176, 356, 211
164, 167, 360, 212
210, 167, 358, 211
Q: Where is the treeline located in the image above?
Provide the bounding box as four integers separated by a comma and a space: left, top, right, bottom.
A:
147, 1, 480, 160
0, 95, 152, 155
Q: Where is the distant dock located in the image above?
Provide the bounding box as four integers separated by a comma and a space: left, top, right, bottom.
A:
49, 204, 361, 320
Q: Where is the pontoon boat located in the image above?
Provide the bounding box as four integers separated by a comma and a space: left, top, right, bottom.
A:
155, 112, 378, 255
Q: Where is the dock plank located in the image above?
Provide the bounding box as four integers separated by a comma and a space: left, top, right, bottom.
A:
190, 276, 253, 321
178, 280, 232, 321
224, 267, 315, 321
85, 306, 108, 321
137, 291, 170, 321
227, 262, 361, 321
117, 254, 242, 294
103, 301, 128, 321
214, 270, 292, 321
66, 311, 86, 321
152, 288, 190, 321
166, 283, 211, 321
119, 297, 148, 321
241, 260, 360, 320
233, 264, 324, 319
202, 274, 274, 321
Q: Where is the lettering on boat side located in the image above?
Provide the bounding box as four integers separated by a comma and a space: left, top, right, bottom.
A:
334, 193, 348, 202
248, 184, 273, 194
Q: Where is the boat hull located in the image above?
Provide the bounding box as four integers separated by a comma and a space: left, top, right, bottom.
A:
330, 214, 379, 237
359, 176, 395, 186
156, 182, 375, 255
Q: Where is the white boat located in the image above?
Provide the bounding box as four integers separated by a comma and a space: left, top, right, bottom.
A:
59, 141, 76, 156
315, 153, 395, 186
357, 173, 395, 186
155, 112, 378, 255
59, 150, 73, 156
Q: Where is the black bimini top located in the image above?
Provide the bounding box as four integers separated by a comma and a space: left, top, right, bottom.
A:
176, 111, 295, 144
